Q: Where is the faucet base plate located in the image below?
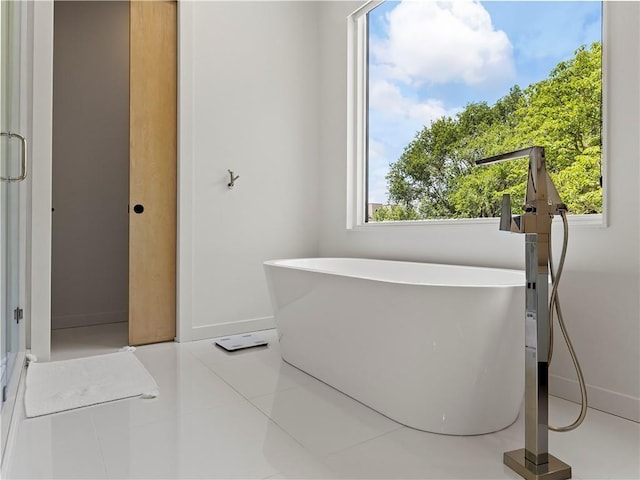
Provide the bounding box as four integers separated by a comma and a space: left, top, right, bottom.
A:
504, 449, 571, 480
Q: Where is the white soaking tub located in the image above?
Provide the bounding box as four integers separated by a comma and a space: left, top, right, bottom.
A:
263, 257, 525, 435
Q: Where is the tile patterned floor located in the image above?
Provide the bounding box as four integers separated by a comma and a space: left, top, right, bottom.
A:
4, 325, 639, 479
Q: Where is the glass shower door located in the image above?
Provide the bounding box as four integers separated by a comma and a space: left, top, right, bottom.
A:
1, 0, 24, 403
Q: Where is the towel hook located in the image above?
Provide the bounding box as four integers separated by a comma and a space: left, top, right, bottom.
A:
227, 169, 240, 188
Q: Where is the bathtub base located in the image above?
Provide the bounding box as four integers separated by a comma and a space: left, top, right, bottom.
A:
504, 449, 571, 480
264, 258, 526, 435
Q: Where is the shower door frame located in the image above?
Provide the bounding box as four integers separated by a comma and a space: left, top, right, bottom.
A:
1, 0, 28, 464
1, 0, 27, 403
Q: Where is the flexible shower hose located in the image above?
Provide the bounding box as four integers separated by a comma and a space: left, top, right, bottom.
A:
546, 210, 588, 432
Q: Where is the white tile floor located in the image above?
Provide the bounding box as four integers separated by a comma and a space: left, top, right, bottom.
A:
5, 325, 640, 479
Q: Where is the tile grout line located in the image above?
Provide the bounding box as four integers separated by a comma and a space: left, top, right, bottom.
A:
183, 340, 309, 401
187, 342, 408, 461
89, 409, 110, 479
182, 343, 315, 448
182, 342, 346, 474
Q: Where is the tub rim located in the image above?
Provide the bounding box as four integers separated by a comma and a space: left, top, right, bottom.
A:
264, 257, 525, 289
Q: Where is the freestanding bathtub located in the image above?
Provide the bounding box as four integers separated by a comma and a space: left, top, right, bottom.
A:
264, 257, 525, 435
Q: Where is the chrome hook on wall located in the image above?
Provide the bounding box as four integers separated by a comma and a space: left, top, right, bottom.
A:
227, 169, 240, 188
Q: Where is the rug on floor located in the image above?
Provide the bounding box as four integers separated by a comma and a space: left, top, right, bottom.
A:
24, 351, 158, 418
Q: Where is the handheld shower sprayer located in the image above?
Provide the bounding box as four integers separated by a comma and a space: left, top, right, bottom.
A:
476, 147, 587, 480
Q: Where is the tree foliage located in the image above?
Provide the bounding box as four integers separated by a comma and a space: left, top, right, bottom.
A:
375, 42, 602, 220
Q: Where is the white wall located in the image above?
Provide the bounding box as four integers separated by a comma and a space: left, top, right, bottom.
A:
179, 1, 321, 340
318, 1, 639, 422
31, 1, 322, 353
28, 0, 639, 423
51, 1, 129, 330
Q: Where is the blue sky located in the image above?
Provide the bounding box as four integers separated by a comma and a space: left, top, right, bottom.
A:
367, 0, 602, 204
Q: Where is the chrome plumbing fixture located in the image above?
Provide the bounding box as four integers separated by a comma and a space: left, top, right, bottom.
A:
227, 169, 240, 188
1, 131, 28, 182
476, 146, 587, 480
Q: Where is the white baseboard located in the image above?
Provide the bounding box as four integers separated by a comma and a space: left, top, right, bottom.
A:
550, 374, 639, 423
189, 316, 275, 342
52, 311, 127, 330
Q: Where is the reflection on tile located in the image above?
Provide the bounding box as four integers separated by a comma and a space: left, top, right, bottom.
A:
7, 409, 107, 479
132, 341, 195, 377
251, 379, 402, 456
7, 326, 640, 480
51, 322, 128, 361
493, 397, 640, 480
256, 425, 338, 479
97, 400, 334, 479
90, 344, 246, 433
548, 400, 640, 479
186, 331, 314, 399
324, 426, 523, 479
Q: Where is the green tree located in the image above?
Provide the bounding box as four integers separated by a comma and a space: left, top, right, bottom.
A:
386, 116, 462, 217
379, 42, 602, 220
373, 204, 420, 222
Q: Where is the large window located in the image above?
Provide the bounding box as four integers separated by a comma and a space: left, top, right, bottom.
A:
355, 1, 603, 223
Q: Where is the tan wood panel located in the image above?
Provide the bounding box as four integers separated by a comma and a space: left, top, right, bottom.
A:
129, 0, 177, 345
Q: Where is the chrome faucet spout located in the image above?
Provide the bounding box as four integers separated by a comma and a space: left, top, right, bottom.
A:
476, 146, 566, 232
475, 146, 538, 166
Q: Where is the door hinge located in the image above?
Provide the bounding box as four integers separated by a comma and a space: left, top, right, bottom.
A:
2, 385, 7, 402
14, 307, 23, 324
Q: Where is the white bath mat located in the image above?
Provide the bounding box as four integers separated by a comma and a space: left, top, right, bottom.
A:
24, 351, 158, 418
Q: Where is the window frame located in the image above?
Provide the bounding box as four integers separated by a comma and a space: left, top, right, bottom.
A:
346, 0, 608, 230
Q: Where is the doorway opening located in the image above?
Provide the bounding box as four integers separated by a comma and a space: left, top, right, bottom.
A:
51, 1, 130, 360
51, 0, 177, 360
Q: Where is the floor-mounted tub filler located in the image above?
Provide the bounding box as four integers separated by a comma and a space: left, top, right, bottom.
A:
264, 257, 526, 435
476, 146, 587, 480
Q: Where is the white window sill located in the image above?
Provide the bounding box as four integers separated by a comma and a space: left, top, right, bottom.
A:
350, 214, 605, 231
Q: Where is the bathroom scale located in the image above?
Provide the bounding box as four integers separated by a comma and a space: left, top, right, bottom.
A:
214, 333, 268, 351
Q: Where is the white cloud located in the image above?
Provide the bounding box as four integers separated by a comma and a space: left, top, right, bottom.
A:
367, 138, 391, 203
371, 0, 515, 86
366, 80, 462, 204
368, 138, 386, 161
369, 79, 458, 124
